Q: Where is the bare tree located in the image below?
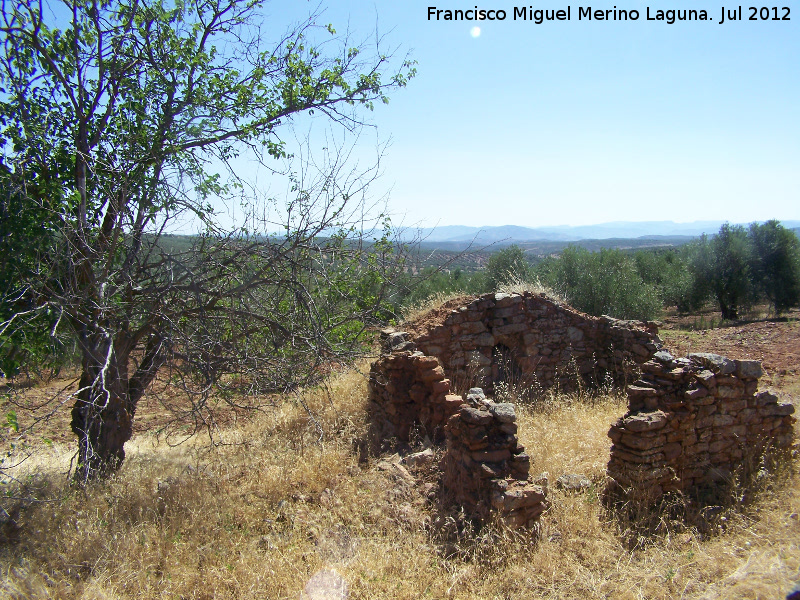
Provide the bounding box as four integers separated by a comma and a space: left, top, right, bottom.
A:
0, 0, 414, 481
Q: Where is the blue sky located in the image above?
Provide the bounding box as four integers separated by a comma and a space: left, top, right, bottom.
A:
44, 0, 795, 231
264, 0, 798, 229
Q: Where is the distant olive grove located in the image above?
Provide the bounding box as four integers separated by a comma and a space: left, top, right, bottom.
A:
392, 221, 800, 322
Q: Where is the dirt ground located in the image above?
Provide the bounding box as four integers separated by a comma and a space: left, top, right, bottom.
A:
400, 295, 473, 338
659, 307, 800, 395
0, 372, 261, 452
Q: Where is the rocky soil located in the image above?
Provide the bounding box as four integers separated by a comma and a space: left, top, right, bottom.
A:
660, 309, 800, 393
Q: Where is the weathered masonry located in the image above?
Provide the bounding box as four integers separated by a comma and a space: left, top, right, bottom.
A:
367, 292, 661, 526
442, 388, 548, 528
608, 351, 796, 501
367, 292, 796, 525
367, 348, 462, 444
370, 291, 661, 445
367, 351, 548, 528
404, 292, 660, 394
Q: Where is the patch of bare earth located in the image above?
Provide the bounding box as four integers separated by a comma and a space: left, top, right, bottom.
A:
660, 308, 800, 394
400, 295, 473, 338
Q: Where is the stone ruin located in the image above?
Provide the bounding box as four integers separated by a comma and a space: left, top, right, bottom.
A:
367, 292, 796, 528
407, 291, 659, 393
370, 291, 660, 446
608, 351, 796, 502
367, 348, 462, 444
442, 388, 548, 528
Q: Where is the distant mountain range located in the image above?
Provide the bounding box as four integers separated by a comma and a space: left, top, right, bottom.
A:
400, 220, 800, 245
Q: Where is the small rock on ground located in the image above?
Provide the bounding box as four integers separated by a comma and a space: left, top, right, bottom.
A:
556, 473, 592, 492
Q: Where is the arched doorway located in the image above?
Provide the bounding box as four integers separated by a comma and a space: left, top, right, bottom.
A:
491, 343, 522, 388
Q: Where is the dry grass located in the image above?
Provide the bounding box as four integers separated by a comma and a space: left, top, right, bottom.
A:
496, 277, 566, 304
1, 367, 799, 599
399, 291, 472, 325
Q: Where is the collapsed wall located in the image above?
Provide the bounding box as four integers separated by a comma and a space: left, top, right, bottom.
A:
607, 351, 796, 502
367, 291, 658, 527
406, 292, 660, 394
367, 341, 548, 527
367, 340, 463, 444
442, 388, 548, 528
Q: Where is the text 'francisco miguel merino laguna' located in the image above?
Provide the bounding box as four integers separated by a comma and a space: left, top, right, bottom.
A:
427, 6, 791, 24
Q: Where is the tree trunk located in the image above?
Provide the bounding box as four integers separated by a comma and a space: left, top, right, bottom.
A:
70, 335, 134, 482
70, 332, 166, 482
718, 296, 738, 321
70, 377, 133, 481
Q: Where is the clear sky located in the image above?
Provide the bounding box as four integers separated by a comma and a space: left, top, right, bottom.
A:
260, 0, 798, 229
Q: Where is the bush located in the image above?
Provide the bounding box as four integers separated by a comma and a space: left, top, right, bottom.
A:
633, 249, 696, 313
484, 245, 531, 292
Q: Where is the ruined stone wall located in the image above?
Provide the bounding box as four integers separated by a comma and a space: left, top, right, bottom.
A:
367, 348, 464, 444
369, 296, 796, 521
442, 389, 548, 528
607, 351, 796, 501
409, 292, 659, 394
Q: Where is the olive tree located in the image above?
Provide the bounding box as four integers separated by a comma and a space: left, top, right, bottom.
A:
542, 246, 661, 321
484, 245, 530, 292
748, 220, 800, 314
688, 224, 753, 320
0, 0, 414, 481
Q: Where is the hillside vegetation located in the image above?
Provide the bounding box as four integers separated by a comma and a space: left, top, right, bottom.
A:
2, 1, 798, 597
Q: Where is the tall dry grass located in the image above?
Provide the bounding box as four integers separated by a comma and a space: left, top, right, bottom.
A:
495, 277, 566, 305
1, 366, 798, 599
399, 291, 472, 325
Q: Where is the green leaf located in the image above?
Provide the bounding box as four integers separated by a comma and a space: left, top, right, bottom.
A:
5, 411, 18, 433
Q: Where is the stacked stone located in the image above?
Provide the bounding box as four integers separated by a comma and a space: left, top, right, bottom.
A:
367, 342, 463, 443
442, 389, 548, 528
608, 351, 796, 501
410, 292, 659, 394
